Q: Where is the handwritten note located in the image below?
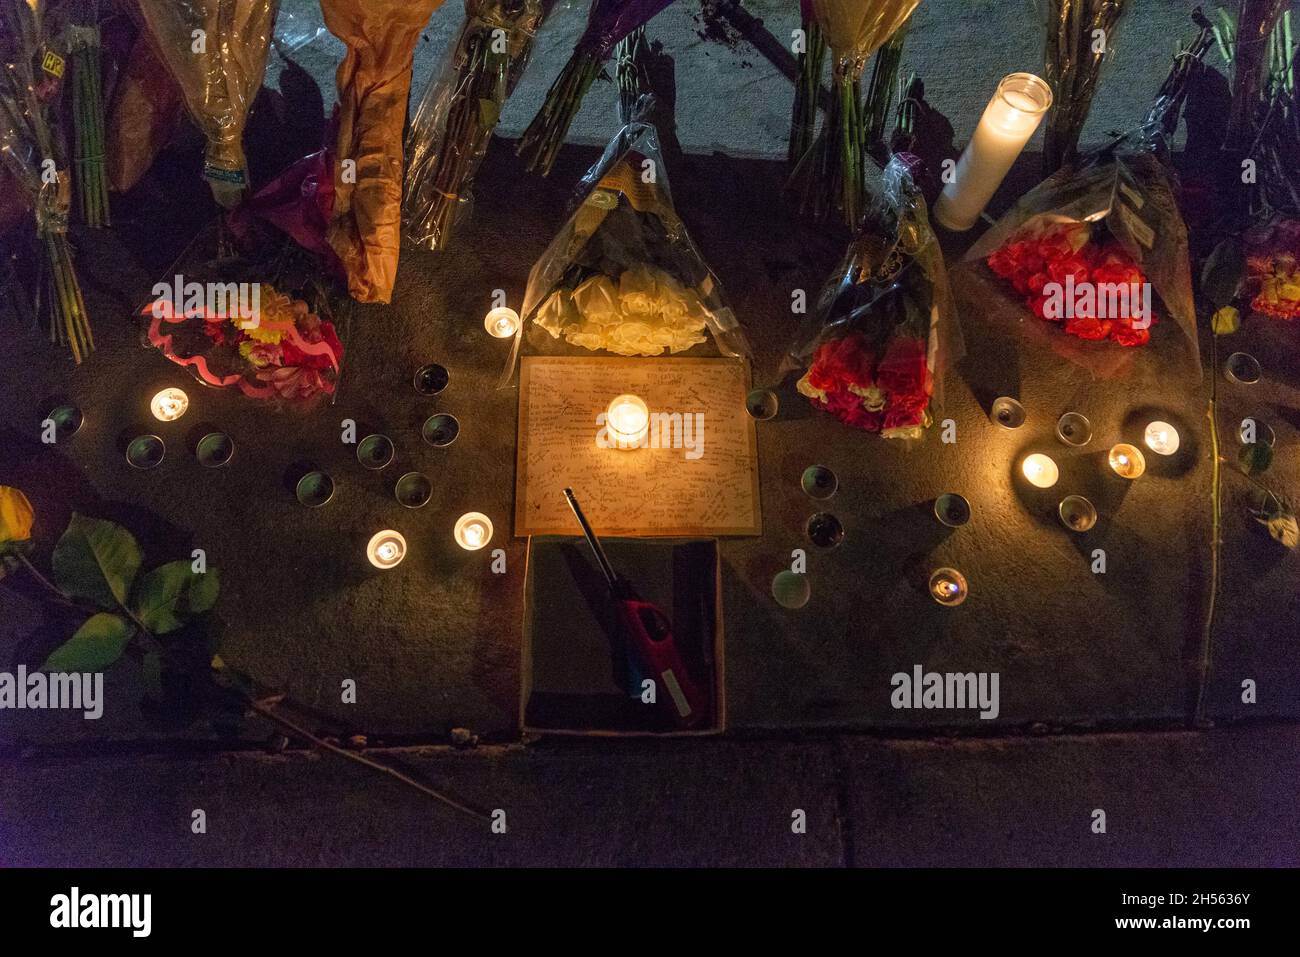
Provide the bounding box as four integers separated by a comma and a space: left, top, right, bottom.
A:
516, 356, 761, 537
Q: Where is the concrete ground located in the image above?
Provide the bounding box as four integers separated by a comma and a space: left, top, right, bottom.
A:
1, 1, 1297, 866
3, 726, 1296, 866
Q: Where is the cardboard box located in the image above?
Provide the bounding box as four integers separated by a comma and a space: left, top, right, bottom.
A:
520, 536, 726, 737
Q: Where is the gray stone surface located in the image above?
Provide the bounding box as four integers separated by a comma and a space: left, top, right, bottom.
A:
2, 727, 1295, 866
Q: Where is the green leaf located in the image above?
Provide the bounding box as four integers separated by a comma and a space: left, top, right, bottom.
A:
1200, 240, 1246, 310
51, 514, 142, 611
1238, 443, 1274, 477
41, 613, 133, 672
131, 561, 220, 635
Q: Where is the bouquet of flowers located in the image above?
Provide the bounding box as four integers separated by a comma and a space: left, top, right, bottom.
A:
790, 0, 920, 228
1040, 0, 1131, 173
0, 0, 93, 363
963, 150, 1199, 375
985, 221, 1153, 346
144, 275, 342, 403
502, 96, 749, 382
135, 0, 279, 208
323, 0, 442, 302
404, 0, 551, 252
516, 0, 678, 176
1244, 218, 1300, 320
788, 155, 959, 439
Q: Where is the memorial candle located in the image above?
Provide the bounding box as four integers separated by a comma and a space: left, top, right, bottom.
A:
935, 73, 1053, 232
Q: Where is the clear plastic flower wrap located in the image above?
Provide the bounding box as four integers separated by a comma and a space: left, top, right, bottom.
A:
403, 0, 550, 252
957, 148, 1200, 379
785, 155, 962, 440
0, 0, 93, 363
500, 97, 750, 385
139, 212, 345, 407
134, 0, 278, 208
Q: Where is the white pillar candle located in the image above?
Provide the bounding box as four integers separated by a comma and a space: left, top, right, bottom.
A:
150, 387, 190, 422
935, 73, 1053, 232
454, 512, 493, 551
366, 530, 407, 569
606, 394, 649, 450
484, 307, 520, 338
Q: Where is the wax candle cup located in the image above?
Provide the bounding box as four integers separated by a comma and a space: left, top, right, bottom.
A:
1108, 444, 1146, 480
801, 465, 838, 500
929, 568, 969, 607
455, 512, 493, 550
395, 472, 432, 509
805, 513, 844, 549
1058, 495, 1097, 533
196, 432, 234, 468
413, 363, 449, 396
422, 413, 460, 448
991, 396, 1026, 430
1021, 453, 1059, 489
934, 73, 1053, 232
606, 394, 649, 449
366, 530, 407, 569
484, 307, 520, 338
44, 404, 83, 439
746, 388, 779, 421
771, 571, 810, 609
150, 388, 189, 422
1143, 421, 1179, 456
126, 434, 165, 470
1055, 412, 1092, 447
934, 493, 971, 527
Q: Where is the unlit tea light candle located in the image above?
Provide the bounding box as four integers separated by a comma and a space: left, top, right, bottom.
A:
150, 387, 189, 422
1021, 453, 1059, 489
1143, 421, 1180, 456
454, 512, 493, 551
606, 394, 649, 449
366, 530, 407, 569
935, 73, 1053, 232
484, 306, 520, 338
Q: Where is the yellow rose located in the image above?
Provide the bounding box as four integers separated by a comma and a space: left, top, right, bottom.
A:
619, 264, 660, 316
0, 486, 35, 553
572, 274, 621, 326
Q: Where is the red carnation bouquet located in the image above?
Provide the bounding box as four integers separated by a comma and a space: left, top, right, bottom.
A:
788, 155, 960, 439
961, 152, 1199, 378
986, 220, 1154, 346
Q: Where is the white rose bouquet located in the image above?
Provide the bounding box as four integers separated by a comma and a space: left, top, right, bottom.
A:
502, 97, 750, 380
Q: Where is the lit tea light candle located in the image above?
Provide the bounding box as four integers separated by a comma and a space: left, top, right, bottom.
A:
150, 387, 189, 422
606, 393, 649, 449
1021, 453, 1059, 489
929, 568, 969, 607
454, 512, 493, 551
1143, 421, 1180, 456
484, 306, 520, 339
1108, 443, 1146, 480
366, 530, 407, 569
935, 73, 1053, 232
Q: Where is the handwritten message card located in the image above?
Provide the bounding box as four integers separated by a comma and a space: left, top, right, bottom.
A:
516, 357, 761, 537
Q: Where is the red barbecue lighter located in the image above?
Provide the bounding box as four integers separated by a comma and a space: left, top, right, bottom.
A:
563, 488, 709, 729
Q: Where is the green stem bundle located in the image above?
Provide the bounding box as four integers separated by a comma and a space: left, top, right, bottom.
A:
413, 29, 510, 249
788, 19, 826, 169
43, 228, 93, 364
1042, 0, 1130, 173
70, 26, 110, 228
862, 26, 906, 161
516, 46, 602, 176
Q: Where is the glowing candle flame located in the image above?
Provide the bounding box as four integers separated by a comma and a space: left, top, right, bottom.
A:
606, 394, 649, 450
484, 307, 520, 338
1143, 421, 1179, 456
1021, 453, 1059, 489
150, 388, 190, 422
366, 530, 407, 569
455, 512, 493, 551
